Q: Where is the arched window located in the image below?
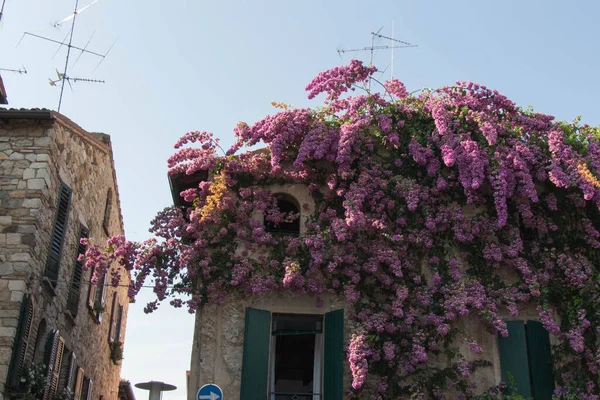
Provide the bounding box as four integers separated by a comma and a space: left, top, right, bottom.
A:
264, 194, 300, 236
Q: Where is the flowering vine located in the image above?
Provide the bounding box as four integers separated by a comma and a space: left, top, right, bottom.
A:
83, 60, 600, 398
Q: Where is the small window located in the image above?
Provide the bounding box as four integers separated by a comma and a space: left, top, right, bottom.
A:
103, 189, 113, 236
498, 320, 555, 399
109, 292, 119, 343
87, 268, 107, 323
264, 194, 300, 236
270, 314, 323, 399
240, 308, 344, 400
67, 225, 89, 318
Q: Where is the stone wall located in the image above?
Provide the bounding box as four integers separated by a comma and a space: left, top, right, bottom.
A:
0, 112, 129, 400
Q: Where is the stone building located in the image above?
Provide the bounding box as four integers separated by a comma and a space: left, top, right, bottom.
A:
170, 171, 556, 400
0, 109, 130, 399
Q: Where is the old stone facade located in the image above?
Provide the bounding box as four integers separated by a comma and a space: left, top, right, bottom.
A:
0, 109, 129, 400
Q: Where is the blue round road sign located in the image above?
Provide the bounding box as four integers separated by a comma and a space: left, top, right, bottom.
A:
198, 384, 223, 400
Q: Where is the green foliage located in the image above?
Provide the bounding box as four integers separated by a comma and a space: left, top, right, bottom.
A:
109, 340, 123, 365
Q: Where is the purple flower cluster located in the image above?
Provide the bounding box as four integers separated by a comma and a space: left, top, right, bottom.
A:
83, 60, 600, 398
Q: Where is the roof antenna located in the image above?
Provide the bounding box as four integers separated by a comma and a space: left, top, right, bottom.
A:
337, 23, 417, 83
17, 0, 112, 112
0, 66, 27, 75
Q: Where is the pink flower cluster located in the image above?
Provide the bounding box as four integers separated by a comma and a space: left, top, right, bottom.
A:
83, 60, 600, 398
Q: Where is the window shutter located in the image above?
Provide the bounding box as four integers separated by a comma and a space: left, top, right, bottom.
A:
43, 330, 64, 400
87, 267, 97, 310
240, 307, 271, 400
498, 320, 532, 397
45, 183, 72, 283
82, 377, 93, 400
96, 274, 107, 322
7, 295, 34, 389
73, 367, 84, 400
116, 305, 124, 342
65, 352, 76, 392
324, 308, 344, 400
109, 292, 119, 342
67, 226, 89, 316
526, 321, 555, 400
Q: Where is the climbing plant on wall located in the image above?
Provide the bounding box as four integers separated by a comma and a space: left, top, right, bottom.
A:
82, 60, 600, 399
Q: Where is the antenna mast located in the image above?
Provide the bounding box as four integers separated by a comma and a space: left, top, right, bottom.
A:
58, 0, 80, 113
338, 25, 417, 80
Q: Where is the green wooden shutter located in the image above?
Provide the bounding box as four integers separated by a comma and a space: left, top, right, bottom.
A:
45, 183, 72, 284
526, 321, 555, 400
240, 308, 271, 400
324, 309, 344, 400
7, 295, 33, 389
498, 321, 532, 397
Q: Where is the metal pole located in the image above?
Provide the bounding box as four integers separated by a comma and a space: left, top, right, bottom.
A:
58, 0, 80, 113
391, 20, 394, 79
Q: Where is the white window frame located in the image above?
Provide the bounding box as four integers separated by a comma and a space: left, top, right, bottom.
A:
268, 316, 323, 400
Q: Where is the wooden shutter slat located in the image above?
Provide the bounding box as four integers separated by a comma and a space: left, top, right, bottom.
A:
526, 321, 555, 399
240, 307, 271, 400
498, 321, 532, 397
324, 308, 344, 400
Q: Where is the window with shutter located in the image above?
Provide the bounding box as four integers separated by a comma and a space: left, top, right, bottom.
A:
32, 319, 47, 365
116, 304, 124, 342
81, 377, 93, 400
87, 267, 97, 311
65, 352, 76, 392
239, 308, 345, 400
109, 292, 119, 342
7, 294, 34, 389
43, 330, 65, 400
73, 367, 84, 400
44, 183, 72, 287
67, 225, 89, 317
87, 267, 107, 323
498, 320, 555, 399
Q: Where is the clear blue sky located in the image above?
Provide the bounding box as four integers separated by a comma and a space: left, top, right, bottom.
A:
2, 1, 599, 398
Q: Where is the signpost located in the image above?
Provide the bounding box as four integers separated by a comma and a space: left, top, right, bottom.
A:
198, 383, 223, 400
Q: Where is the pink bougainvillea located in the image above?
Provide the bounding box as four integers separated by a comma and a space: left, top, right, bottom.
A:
83, 60, 600, 398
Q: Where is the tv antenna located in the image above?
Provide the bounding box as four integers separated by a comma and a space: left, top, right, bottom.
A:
17, 0, 115, 112
338, 24, 417, 79
0, 66, 27, 75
